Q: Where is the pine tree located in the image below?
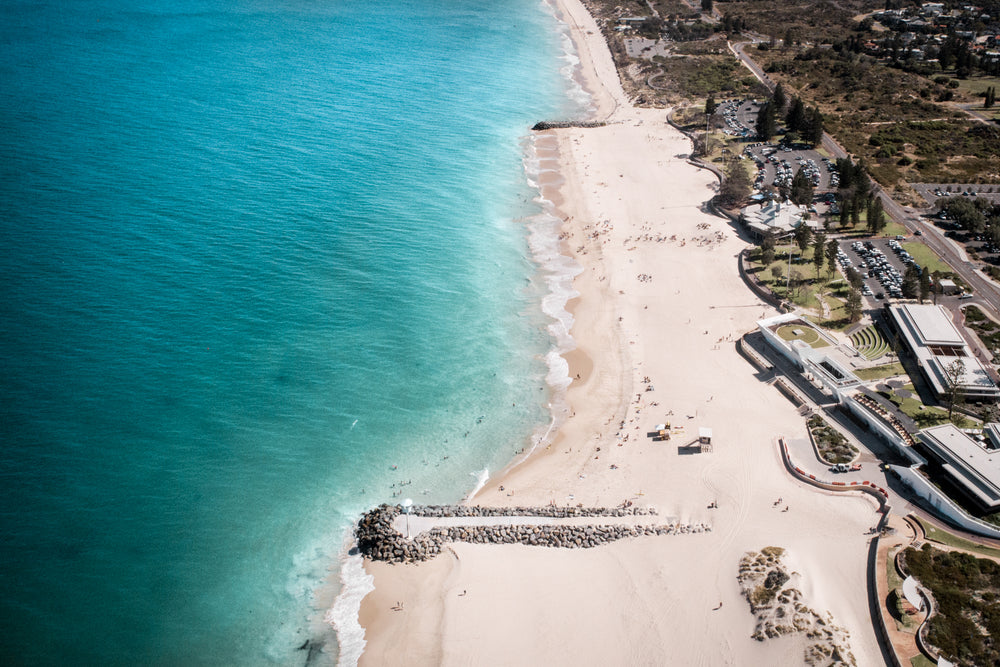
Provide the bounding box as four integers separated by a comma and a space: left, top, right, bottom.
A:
786, 97, 806, 133
825, 239, 839, 277
756, 101, 776, 140
773, 83, 787, 116
805, 107, 824, 147
866, 197, 885, 234
846, 288, 864, 322
813, 232, 826, 278
919, 269, 932, 303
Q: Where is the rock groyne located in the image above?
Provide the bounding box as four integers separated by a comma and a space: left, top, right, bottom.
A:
355, 503, 710, 564
531, 120, 608, 131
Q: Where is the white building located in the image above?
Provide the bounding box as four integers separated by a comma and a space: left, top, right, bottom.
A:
757, 313, 862, 402
885, 303, 1000, 401
740, 200, 816, 242
917, 423, 1000, 511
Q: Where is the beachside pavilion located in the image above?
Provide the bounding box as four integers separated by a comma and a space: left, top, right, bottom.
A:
739, 200, 817, 242
916, 423, 1000, 512
884, 303, 1000, 402
757, 313, 862, 402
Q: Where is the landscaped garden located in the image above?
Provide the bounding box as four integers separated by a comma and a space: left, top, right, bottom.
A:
875, 382, 957, 428
806, 414, 857, 463
853, 362, 905, 382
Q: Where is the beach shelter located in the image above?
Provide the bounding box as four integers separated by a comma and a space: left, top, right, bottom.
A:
698, 427, 713, 452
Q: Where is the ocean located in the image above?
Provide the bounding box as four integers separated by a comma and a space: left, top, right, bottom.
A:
0, 0, 586, 664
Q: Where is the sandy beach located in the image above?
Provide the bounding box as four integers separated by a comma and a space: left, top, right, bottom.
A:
356, 1, 885, 664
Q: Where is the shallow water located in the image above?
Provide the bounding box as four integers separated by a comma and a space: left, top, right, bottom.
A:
0, 0, 584, 663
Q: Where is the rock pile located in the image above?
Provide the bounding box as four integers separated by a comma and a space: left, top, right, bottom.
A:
355, 503, 710, 564
411, 504, 655, 518
531, 120, 608, 131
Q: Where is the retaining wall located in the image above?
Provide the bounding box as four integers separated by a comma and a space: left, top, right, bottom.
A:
890, 466, 1000, 540
779, 439, 890, 510
737, 249, 786, 310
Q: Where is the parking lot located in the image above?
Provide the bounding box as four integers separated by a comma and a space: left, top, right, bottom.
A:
743, 144, 841, 208
715, 98, 760, 139
911, 183, 1000, 206
837, 238, 921, 302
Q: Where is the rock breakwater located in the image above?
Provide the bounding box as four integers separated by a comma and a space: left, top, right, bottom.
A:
531, 120, 608, 131
355, 503, 711, 564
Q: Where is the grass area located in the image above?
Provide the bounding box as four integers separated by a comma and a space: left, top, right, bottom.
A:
900, 242, 954, 275
910, 655, 935, 667
954, 75, 1000, 98
854, 362, 905, 381
903, 543, 1000, 666
751, 245, 839, 313
816, 294, 851, 330
877, 384, 954, 428
776, 323, 828, 348
913, 515, 1000, 560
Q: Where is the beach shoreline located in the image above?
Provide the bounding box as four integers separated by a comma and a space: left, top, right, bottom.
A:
353, 1, 886, 664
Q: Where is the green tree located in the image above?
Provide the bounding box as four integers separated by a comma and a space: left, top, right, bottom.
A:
945, 358, 967, 420
771, 263, 783, 283
825, 239, 839, 277
756, 101, 776, 141
760, 232, 776, 266
846, 287, 864, 322
790, 167, 814, 206
902, 265, 920, 298
718, 158, 752, 206
866, 197, 886, 235
701, 0, 713, 12
772, 83, 787, 116
813, 232, 826, 278
786, 97, 806, 133
705, 95, 717, 116
937, 196, 986, 233
804, 107, 824, 147
919, 269, 932, 303
794, 222, 812, 253
784, 27, 795, 49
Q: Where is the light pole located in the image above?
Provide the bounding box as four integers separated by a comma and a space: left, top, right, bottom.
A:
403, 498, 412, 539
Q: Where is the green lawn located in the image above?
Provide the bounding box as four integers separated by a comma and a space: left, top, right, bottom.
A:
913, 515, 1000, 560
900, 241, 954, 275
854, 362, 905, 381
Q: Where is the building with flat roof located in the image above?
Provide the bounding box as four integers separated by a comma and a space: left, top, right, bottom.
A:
884, 303, 1000, 401
917, 423, 1000, 511
756, 313, 861, 401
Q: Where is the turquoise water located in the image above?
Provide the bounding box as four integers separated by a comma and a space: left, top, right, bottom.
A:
0, 0, 584, 663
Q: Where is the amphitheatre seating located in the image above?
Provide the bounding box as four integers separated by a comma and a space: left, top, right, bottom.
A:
850, 324, 890, 361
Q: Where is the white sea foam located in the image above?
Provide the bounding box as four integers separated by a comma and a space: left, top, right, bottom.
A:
542, 0, 596, 116
465, 467, 490, 501
327, 547, 374, 667
519, 134, 583, 461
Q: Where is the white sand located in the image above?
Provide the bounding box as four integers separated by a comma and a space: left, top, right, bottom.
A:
357, 1, 885, 664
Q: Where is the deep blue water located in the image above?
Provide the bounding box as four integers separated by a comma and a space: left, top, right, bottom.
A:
0, 0, 582, 663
